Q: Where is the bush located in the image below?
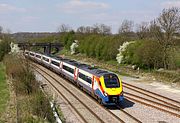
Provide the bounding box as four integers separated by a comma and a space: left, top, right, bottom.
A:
4, 55, 39, 94
60, 31, 75, 50
0, 35, 11, 61
174, 47, 180, 68
31, 91, 55, 122
3, 55, 55, 122
122, 40, 165, 69
76, 34, 126, 61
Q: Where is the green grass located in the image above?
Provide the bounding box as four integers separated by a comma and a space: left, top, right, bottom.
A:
175, 49, 180, 68
0, 63, 9, 115
57, 48, 70, 56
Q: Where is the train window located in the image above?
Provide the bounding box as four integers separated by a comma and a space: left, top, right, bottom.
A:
36, 55, 41, 58
104, 74, 120, 88
30, 53, 34, 56
51, 60, 60, 67
86, 77, 92, 84
79, 73, 85, 80
43, 57, 49, 62
63, 65, 74, 74
79, 72, 92, 84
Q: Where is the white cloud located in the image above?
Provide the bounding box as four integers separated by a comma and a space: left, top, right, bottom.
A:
57, 0, 109, 13
0, 4, 26, 13
162, 1, 180, 8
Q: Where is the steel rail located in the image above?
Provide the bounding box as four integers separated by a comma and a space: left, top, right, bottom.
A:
123, 85, 180, 110
124, 94, 180, 118
123, 82, 180, 105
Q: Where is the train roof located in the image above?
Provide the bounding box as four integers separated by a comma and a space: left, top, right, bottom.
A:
28, 50, 114, 77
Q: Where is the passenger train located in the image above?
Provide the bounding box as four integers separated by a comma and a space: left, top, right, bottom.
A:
25, 50, 124, 105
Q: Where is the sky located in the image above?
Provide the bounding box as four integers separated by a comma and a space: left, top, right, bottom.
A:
0, 0, 180, 33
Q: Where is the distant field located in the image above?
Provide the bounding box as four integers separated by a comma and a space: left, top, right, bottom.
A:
0, 63, 9, 115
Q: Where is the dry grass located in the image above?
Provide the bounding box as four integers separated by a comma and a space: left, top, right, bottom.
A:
3, 55, 55, 122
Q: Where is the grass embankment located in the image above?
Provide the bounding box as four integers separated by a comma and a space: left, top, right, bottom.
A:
2, 55, 55, 122
0, 63, 9, 116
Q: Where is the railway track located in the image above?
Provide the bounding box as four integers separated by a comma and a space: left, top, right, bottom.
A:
123, 82, 180, 118
30, 61, 141, 123
32, 63, 124, 123
115, 104, 142, 123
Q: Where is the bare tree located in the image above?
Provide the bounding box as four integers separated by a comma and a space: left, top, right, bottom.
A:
150, 7, 180, 69
91, 24, 111, 34
99, 24, 111, 35
85, 26, 92, 33
57, 24, 71, 33
91, 24, 100, 34
118, 20, 134, 34
0, 26, 3, 39
77, 26, 86, 33
136, 22, 149, 39
0, 26, 3, 34
76, 24, 111, 35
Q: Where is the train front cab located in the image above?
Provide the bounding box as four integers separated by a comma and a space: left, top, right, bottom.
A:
95, 74, 124, 105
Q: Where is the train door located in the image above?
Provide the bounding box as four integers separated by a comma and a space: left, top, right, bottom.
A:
92, 76, 95, 95
60, 62, 63, 74
74, 67, 79, 81
60, 62, 62, 69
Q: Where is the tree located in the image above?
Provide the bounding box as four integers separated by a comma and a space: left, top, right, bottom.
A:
150, 7, 180, 69
77, 26, 86, 33
63, 30, 75, 50
76, 24, 111, 35
85, 26, 92, 33
0, 35, 11, 61
57, 24, 71, 33
136, 22, 149, 39
118, 20, 134, 34
0, 26, 3, 34
0, 26, 3, 39
99, 24, 111, 35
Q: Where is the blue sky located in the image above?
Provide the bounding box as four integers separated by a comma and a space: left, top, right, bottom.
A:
0, 0, 180, 33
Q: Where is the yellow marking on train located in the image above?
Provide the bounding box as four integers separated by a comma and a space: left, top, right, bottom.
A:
100, 76, 123, 95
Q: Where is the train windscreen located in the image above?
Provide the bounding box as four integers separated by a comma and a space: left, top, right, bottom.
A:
104, 74, 120, 88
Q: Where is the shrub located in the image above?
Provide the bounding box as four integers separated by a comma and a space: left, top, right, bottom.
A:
3, 55, 55, 122
61, 31, 75, 50
4, 55, 38, 94
121, 40, 165, 69
0, 35, 11, 61
31, 91, 55, 122
116, 41, 135, 64
76, 34, 126, 61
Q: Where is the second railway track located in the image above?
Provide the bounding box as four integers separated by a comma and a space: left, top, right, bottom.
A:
123, 82, 180, 118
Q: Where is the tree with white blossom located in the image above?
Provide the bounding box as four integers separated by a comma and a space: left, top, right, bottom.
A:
70, 40, 78, 54
116, 41, 135, 64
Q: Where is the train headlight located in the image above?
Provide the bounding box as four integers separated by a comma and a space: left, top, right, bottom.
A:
104, 92, 107, 96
